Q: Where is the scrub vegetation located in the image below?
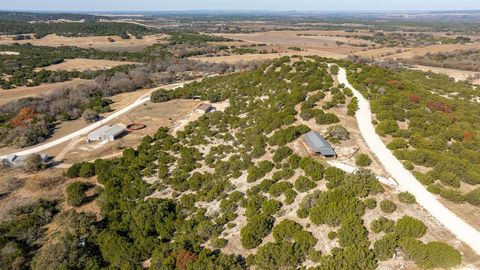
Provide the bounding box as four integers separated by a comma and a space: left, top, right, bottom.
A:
349, 62, 480, 208
0, 57, 462, 269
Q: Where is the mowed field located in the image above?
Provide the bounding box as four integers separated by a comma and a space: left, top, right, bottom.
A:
0, 34, 168, 52
0, 79, 88, 105
354, 43, 480, 59
412, 65, 480, 85
36, 58, 138, 72
191, 30, 374, 63
217, 30, 373, 54
191, 50, 345, 63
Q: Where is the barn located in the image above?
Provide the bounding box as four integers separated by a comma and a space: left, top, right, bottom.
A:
87, 124, 126, 142
302, 131, 337, 157
195, 103, 213, 114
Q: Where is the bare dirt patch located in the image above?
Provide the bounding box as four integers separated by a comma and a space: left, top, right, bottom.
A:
57, 99, 199, 164
411, 65, 480, 84
0, 34, 167, 52
0, 169, 66, 220
217, 30, 373, 54
36, 58, 137, 72
191, 50, 344, 64
354, 43, 480, 59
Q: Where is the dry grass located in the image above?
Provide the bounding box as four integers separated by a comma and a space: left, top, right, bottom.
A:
217, 30, 373, 54
0, 34, 167, 52
191, 50, 344, 64
354, 43, 480, 59
57, 99, 198, 164
411, 65, 480, 84
0, 169, 67, 221
36, 58, 137, 72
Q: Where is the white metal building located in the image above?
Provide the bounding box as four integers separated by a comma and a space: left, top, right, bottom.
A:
87, 124, 126, 142
2, 153, 49, 167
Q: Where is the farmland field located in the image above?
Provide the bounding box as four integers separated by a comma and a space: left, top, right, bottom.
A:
0, 33, 168, 52
36, 58, 137, 72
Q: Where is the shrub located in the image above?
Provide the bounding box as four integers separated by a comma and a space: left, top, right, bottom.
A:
247, 161, 274, 183
315, 113, 340, 125
363, 198, 377, 209
326, 125, 350, 141
22, 154, 46, 172
294, 176, 316, 192
211, 237, 228, 249
398, 192, 416, 204
324, 167, 346, 188
394, 216, 427, 238
399, 238, 461, 269
299, 157, 324, 180
336, 214, 369, 247
387, 138, 408, 150
330, 65, 339, 75
262, 199, 282, 216
79, 162, 95, 178
272, 219, 303, 242
66, 162, 94, 178
269, 182, 293, 197
309, 188, 365, 226
373, 233, 398, 261
268, 125, 310, 146
81, 109, 100, 123
240, 214, 274, 249
465, 188, 480, 206
355, 153, 372, 167
379, 199, 396, 213
273, 146, 293, 163
151, 89, 172, 103
66, 181, 90, 207
370, 217, 395, 233
347, 97, 359, 116
403, 161, 414, 170
254, 241, 301, 269
376, 120, 399, 136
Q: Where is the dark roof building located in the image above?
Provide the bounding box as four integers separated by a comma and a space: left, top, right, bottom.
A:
195, 103, 213, 113
303, 131, 337, 157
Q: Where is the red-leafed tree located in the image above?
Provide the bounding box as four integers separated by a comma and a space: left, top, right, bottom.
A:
9, 106, 37, 127
176, 249, 198, 270
408, 95, 421, 103
464, 131, 474, 141
387, 80, 405, 90
426, 100, 453, 113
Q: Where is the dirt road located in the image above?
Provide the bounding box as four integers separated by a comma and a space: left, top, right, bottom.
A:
337, 67, 480, 255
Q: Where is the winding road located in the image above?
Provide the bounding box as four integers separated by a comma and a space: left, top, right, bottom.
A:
0, 82, 185, 160
337, 67, 480, 255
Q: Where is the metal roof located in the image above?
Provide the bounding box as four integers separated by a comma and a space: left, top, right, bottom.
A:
104, 125, 126, 137
196, 103, 212, 111
304, 131, 336, 156
89, 124, 125, 138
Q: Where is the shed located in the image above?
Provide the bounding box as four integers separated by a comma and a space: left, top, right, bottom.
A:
195, 103, 213, 114
303, 131, 337, 157
2, 153, 48, 167
87, 124, 126, 142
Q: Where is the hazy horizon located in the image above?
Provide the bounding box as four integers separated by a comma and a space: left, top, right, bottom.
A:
0, 0, 479, 12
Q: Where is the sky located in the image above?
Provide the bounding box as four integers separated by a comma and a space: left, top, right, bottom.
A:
0, 0, 479, 12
